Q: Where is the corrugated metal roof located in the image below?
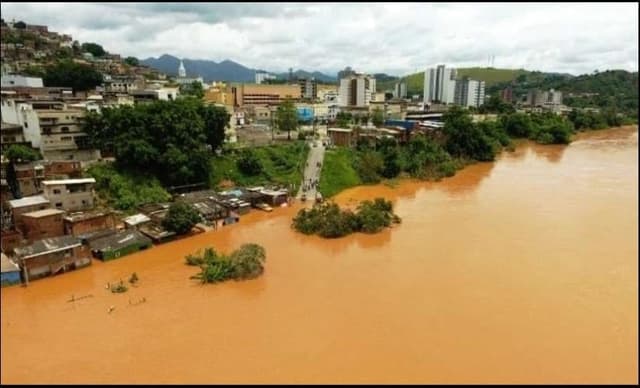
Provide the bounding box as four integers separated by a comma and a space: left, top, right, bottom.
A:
1, 253, 20, 273
14, 235, 81, 259
7, 195, 50, 209
123, 214, 151, 226
42, 178, 95, 185
22, 208, 65, 218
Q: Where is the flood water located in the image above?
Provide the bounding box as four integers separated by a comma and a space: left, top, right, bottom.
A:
1, 126, 637, 384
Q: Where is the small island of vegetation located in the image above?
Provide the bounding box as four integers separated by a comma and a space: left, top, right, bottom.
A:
186, 244, 267, 284
292, 198, 401, 238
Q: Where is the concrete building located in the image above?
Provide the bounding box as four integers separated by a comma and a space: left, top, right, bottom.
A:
103, 75, 144, 93
526, 89, 563, 107
0, 98, 100, 161
19, 208, 65, 241
1, 75, 44, 88
423, 65, 457, 105
339, 73, 376, 107
501, 86, 513, 103
1, 122, 29, 151
1, 252, 21, 287
7, 195, 51, 231
63, 210, 116, 236
89, 229, 152, 261
394, 81, 407, 99
14, 235, 90, 282
255, 71, 276, 84
231, 84, 300, 107
327, 128, 354, 147
42, 178, 95, 211
298, 78, 318, 100
454, 77, 486, 108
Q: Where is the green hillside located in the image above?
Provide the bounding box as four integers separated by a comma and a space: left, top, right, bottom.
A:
378, 67, 530, 96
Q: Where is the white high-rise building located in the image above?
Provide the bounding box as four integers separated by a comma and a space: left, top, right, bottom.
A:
454, 77, 486, 108
255, 71, 276, 84
423, 65, 457, 104
394, 81, 407, 99
338, 73, 376, 107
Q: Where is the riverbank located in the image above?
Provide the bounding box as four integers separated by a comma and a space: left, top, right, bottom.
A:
1, 126, 637, 384
319, 124, 639, 200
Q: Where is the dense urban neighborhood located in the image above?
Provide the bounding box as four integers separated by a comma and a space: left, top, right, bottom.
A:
0, 18, 637, 287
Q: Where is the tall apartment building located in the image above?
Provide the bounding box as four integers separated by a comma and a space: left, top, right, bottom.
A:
394, 81, 407, 99
500, 86, 513, 103
454, 77, 486, 108
423, 65, 457, 104
338, 73, 376, 107
298, 78, 318, 100
0, 98, 100, 161
255, 71, 276, 84
526, 89, 563, 107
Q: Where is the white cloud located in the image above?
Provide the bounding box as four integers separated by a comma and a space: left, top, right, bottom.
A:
1, 2, 637, 76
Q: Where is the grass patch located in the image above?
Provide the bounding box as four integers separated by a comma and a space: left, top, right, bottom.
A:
319, 147, 362, 198
86, 162, 171, 212
209, 142, 309, 189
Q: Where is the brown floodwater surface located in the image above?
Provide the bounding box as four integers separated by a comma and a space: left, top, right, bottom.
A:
1, 126, 637, 384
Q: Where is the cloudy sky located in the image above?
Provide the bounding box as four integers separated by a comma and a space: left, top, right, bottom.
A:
1, 2, 638, 76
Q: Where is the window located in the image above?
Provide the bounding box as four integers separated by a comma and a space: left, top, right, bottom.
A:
53, 189, 61, 194
61, 126, 69, 133
55, 202, 63, 208
61, 136, 72, 141
24, 121, 28, 128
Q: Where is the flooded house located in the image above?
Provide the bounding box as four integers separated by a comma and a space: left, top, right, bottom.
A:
19, 208, 65, 241
63, 210, 116, 236
6, 195, 51, 231
89, 229, 152, 261
13, 235, 91, 282
1, 252, 21, 287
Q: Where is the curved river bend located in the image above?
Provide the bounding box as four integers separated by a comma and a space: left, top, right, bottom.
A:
1, 126, 637, 384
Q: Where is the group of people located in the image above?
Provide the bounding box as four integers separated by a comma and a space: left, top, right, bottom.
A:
302, 178, 319, 192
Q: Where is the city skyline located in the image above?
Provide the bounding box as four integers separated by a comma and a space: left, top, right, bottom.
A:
1, 2, 638, 77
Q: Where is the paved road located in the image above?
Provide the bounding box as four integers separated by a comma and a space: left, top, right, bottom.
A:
297, 139, 326, 201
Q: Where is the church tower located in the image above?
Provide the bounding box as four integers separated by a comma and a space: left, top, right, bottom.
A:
178, 59, 186, 78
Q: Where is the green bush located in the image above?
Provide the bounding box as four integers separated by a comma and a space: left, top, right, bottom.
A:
162, 202, 201, 235
188, 244, 267, 284
87, 163, 171, 211
292, 198, 400, 238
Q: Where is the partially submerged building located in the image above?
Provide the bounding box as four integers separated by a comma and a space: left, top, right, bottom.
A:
14, 235, 90, 282
1, 252, 21, 287
89, 229, 152, 261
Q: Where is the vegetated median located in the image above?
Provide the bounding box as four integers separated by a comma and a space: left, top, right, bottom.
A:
292, 198, 401, 238
186, 244, 266, 284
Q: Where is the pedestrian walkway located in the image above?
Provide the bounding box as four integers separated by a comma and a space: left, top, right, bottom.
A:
297, 139, 326, 201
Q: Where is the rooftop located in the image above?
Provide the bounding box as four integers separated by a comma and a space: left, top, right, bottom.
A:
90, 230, 151, 252
42, 178, 96, 186
123, 214, 151, 226
22, 208, 65, 218
7, 195, 50, 209
63, 210, 111, 223
328, 128, 353, 133
1, 253, 20, 273
14, 235, 81, 259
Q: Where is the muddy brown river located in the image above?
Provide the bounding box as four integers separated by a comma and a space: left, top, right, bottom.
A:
1, 126, 637, 384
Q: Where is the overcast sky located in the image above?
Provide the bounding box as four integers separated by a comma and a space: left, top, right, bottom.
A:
1, 2, 638, 77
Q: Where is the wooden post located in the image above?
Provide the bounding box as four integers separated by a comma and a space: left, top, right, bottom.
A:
21, 258, 28, 286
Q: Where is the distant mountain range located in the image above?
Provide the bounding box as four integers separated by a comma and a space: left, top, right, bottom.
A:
141, 54, 337, 83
